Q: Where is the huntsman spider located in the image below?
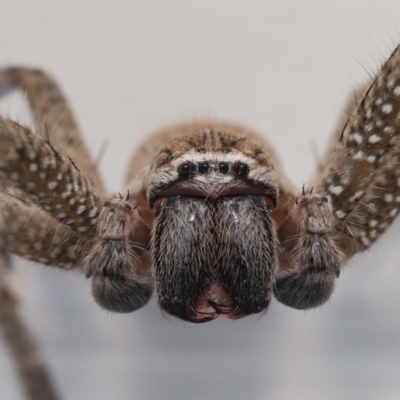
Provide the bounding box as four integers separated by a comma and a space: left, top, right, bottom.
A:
1, 46, 400, 399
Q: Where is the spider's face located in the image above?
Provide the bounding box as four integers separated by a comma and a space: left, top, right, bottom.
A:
146, 130, 280, 322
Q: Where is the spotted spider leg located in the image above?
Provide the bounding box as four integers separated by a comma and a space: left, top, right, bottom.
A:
0, 67, 107, 269
275, 45, 400, 309
0, 214, 60, 400
0, 190, 88, 269
0, 69, 152, 311
0, 106, 153, 313
0, 68, 116, 400
0, 68, 153, 397
0, 67, 105, 193
0, 118, 105, 235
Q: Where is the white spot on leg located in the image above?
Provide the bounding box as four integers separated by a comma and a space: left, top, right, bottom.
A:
335, 210, 346, 218
361, 236, 371, 246
368, 220, 377, 227
349, 190, 364, 202
394, 86, 400, 96
88, 207, 98, 218
365, 123, 374, 132
61, 191, 71, 199
390, 208, 399, 217
353, 151, 364, 160
340, 176, 351, 185
367, 155, 376, 163
368, 134, 381, 144
351, 133, 363, 144
382, 103, 393, 114
329, 185, 344, 195
80, 178, 88, 192
29, 163, 38, 172
384, 194, 394, 203
47, 181, 57, 190
77, 205, 86, 214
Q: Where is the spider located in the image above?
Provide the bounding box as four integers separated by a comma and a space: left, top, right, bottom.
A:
1, 45, 400, 399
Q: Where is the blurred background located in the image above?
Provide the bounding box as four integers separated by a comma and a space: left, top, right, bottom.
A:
1, 1, 400, 399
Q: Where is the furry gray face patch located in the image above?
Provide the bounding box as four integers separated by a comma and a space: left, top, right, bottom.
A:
151, 195, 278, 322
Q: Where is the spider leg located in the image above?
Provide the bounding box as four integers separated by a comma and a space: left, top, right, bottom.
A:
334, 133, 400, 257
0, 118, 105, 235
0, 67, 109, 271
0, 118, 153, 312
0, 67, 106, 193
276, 45, 400, 309
318, 45, 400, 226
0, 215, 60, 400
0, 189, 88, 269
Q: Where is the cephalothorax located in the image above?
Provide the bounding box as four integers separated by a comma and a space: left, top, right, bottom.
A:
1, 45, 400, 398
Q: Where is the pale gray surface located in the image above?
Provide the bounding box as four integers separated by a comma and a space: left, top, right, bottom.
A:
1, 2, 400, 400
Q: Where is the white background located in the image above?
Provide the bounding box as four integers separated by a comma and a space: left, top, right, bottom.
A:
1, 1, 400, 400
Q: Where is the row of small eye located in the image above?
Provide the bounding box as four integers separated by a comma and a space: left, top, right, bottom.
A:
177, 161, 249, 178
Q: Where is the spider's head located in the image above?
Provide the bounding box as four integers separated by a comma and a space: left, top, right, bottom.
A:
147, 130, 280, 322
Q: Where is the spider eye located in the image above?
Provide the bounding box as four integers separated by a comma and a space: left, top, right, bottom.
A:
198, 162, 209, 174
178, 163, 191, 178
219, 162, 229, 174
234, 162, 249, 177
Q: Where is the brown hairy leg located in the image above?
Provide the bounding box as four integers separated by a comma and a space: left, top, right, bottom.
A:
0, 68, 110, 399
0, 84, 154, 314
0, 215, 60, 400
276, 46, 400, 309
0, 67, 106, 194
